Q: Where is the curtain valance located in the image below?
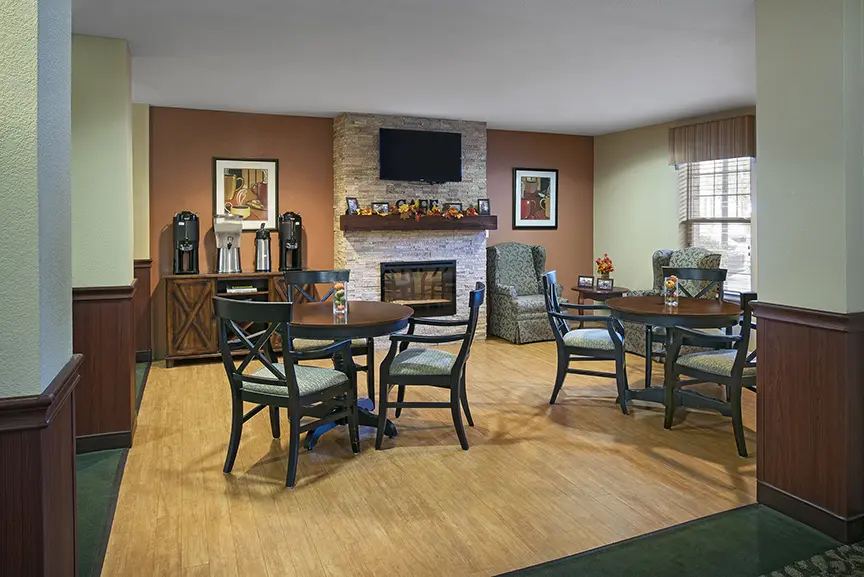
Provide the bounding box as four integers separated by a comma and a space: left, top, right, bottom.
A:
668, 115, 755, 165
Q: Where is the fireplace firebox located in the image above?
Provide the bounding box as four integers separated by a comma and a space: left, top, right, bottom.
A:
380, 260, 457, 317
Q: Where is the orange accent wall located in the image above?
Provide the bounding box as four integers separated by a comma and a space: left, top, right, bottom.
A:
486, 130, 595, 300
149, 107, 334, 359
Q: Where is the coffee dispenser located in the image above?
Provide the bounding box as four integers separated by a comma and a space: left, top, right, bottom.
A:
278, 212, 303, 271
255, 223, 271, 272
213, 214, 243, 274
172, 211, 199, 274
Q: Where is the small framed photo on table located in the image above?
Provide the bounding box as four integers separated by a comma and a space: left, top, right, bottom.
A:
577, 275, 595, 289
597, 278, 614, 291
477, 198, 491, 215
372, 201, 390, 214
346, 197, 360, 215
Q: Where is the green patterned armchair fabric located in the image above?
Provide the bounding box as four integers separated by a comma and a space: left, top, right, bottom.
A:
487, 242, 562, 344
623, 247, 722, 356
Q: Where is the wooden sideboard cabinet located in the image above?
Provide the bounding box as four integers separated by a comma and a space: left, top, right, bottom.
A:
164, 272, 288, 367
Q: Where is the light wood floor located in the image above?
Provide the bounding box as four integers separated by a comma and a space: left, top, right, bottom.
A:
102, 338, 756, 577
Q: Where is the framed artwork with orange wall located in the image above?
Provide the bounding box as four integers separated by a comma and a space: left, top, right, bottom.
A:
214, 158, 279, 230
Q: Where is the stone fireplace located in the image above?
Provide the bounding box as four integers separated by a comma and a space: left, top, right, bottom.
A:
332, 113, 488, 340
380, 260, 457, 317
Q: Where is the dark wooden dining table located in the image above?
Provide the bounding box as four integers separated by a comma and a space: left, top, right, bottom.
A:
605, 296, 742, 414
290, 300, 414, 449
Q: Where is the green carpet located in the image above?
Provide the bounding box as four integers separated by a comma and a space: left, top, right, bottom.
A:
501, 505, 842, 577
76, 449, 126, 577
134, 361, 149, 411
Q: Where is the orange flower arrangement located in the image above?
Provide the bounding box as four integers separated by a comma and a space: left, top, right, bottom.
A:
595, 254, 614, 275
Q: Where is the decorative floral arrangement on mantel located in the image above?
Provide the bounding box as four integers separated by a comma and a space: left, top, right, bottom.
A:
357, 201, 481, 221
595, 253, 614, 279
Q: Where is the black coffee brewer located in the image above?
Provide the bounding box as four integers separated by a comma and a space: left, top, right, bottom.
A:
278, 211, 302, 271
172, 211, 199, 274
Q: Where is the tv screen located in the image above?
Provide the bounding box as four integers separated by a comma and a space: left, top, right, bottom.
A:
379, 128, 462, 183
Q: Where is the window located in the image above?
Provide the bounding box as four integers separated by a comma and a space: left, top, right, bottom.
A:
677, 157, 752, 293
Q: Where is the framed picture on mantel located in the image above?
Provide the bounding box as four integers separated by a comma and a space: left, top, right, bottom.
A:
513, 168, 558, 230
214, 158, 279, 231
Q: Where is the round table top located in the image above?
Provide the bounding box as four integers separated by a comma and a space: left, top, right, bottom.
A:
290, 301, 414, 338
605, 295, 741, 328
573, 286, 630, 297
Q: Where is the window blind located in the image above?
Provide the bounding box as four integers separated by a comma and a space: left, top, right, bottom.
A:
678, 157, 752, 293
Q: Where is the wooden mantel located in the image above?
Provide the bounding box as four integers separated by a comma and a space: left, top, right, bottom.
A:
340, 214, 497, 231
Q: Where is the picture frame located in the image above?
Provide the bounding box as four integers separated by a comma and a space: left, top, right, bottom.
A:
346, 197, 360, 215
577, 275, 595, 289
513, 167, 558, 229
445, 202, 462, 211
418, 199, 430, 212
597, 278, 615, 291
214, 158, 278, 231
477, 198, 491, 216
372, 201, 390, 214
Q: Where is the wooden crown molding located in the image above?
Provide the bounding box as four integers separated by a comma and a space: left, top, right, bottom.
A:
72, 278, 138, 302
0, 354, 83, 432
751, 301, 864, 333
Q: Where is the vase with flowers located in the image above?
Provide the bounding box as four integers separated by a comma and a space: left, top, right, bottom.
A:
595, 254, 614, 279
664, 275, 679, 308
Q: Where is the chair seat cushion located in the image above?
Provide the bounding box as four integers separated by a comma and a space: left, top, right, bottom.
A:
390, 347, 457, 376
242, 364, 348, 396
562, 328, 616, 351
511, 294, 547, 315
676, 350, 756, 377
291, 338, 367, 351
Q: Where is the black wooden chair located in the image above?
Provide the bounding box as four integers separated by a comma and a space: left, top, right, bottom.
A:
665, 292, 757, 457
375, 282, 485, 450
213, 297, 360, 487
644, 267, 729, 386
542, 271, 629, 413
283, 270, 376, 400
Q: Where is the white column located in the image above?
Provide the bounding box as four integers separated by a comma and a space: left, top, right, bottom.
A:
0, 0, 72, 396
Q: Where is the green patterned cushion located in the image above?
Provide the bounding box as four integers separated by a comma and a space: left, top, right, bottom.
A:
242, 364, 348, 396
390, 348, 457, 376
291, 338, 367, 351
562, 328, 615, 350
676, 350, 756, 377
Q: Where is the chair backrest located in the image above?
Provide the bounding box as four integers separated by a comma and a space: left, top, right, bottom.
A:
486, 242, 545, 296
731, 292, 757, 378
651, 247, 721, 293
213, 297, 301, 397
283, 269, 350, 304
662, 267, 727, 300
541, 271, 568, 339
456, 282, 486, 363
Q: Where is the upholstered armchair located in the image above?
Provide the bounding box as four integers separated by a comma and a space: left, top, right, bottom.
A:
486, 242, 562, 344
623, 247, 722, 357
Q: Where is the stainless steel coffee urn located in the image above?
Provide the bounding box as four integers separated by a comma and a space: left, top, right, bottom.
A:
214, 214, 243, 274
254, 223, 271, 272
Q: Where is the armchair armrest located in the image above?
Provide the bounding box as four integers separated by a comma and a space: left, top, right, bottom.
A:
548, 311, 613, 323
389, 333, 468, 345
289, 338, 352, 358
675, 327, 741, 344
491, 284, 518, 299
624, 289, 661, 297
409, 318, 469, 327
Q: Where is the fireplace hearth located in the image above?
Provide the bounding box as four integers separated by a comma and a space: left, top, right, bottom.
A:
380, 260, 457, 317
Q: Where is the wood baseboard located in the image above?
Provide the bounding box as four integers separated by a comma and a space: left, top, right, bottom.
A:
758, 481, 864, 543
73, 282, 137, 443
0, 355, 82, 576
76, 430, 133, 454
752, 301, 864, 543
136, 350, 152, 363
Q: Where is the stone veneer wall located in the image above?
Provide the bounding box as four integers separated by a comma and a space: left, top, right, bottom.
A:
333, 113, 488, 341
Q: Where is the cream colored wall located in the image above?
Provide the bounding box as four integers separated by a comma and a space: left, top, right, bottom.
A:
593, 107, 756, 291
0, 0, 73, 395
132, 104, 151, 260
72, 35, 134, 287
756, 0, 863, 313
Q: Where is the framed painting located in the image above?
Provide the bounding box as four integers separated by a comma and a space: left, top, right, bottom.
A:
513, 168, 558, 229
214, 158, 279, 231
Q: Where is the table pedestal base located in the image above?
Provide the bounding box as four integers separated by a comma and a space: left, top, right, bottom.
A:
303, 398, 397, 451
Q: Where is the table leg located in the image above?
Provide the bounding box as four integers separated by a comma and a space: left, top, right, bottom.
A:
578, 293, 585, 329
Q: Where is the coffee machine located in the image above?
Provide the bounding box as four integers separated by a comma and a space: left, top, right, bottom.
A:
213, 214, 243, 274
172, 211, 199, 274
254, 223, 271, 272
278, 212, 302, 271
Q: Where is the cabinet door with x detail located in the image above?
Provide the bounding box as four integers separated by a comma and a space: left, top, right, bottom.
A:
167, 278, 217, 356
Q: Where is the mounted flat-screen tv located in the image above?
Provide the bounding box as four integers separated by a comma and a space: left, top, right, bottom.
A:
379, 128, 462, 183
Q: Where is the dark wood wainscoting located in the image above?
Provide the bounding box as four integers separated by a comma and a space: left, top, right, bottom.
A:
753, 302, 864, 543
0, 354, 82, 576
133, 259, 153, 362
73, 282, 137, 453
